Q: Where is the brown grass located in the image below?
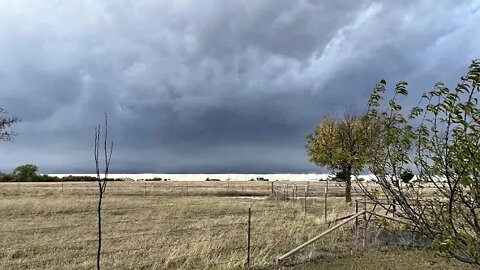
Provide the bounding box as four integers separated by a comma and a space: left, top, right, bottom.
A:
0, 181, 465, 270
0, 182, 359, 270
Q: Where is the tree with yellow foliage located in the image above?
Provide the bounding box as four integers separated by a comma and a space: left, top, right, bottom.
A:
306, 113, 378, 202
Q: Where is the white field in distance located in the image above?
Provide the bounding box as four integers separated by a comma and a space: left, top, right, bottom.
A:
47, 173, 381, 182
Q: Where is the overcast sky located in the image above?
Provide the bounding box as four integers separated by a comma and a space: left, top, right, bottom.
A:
0, 0, 479, 173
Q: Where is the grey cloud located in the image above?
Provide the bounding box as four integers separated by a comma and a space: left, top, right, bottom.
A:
0, 0, 479, 173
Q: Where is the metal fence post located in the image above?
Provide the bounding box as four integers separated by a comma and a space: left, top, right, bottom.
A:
246, 199, 252, 267
363, 192, 367, 250
324, 179, 329, 222
355, 200, 359, 232
306, 180, 310, 197
304, 186, 307, 214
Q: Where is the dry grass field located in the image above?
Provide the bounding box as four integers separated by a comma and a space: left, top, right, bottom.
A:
0, 181, 469, 270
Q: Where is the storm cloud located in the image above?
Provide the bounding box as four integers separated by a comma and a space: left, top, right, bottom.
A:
0, 0, 479, 173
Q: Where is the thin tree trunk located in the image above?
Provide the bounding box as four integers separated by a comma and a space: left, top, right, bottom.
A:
344, 166, 352, 203
97, 192, 103, 270
94, 114, 112, 270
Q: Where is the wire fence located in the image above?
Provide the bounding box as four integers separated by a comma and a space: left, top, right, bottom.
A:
0, 180, 439, 199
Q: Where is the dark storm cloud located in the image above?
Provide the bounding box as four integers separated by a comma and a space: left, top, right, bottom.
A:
0, 0, 479, 173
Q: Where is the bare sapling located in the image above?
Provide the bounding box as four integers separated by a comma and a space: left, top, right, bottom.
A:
94, 113, 113, 270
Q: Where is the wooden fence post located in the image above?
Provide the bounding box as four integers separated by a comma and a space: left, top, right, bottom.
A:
278, 211, 366, 261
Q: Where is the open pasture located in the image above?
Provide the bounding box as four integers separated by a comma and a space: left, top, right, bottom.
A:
0, 181, 356, 270
0, 181, 460, 269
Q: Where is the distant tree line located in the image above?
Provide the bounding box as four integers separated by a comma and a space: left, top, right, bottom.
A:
0, 164, 122, 182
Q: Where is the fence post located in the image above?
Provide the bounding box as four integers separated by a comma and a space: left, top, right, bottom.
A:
304, 186, 307, 215
306, 180, 310, 197
246, 199, 252, 268
61, 179, 64, 194
144, 180, 147, 196
355, 200, 359, 232
324, 179, 329, 222
186, 181, 189, 196
271, 182, 274, 195
363, 192, 367, 250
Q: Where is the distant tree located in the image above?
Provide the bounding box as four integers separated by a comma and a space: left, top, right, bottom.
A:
11, 164, 38, 182
306, 113, 380, 202
0, 108, 18, 141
